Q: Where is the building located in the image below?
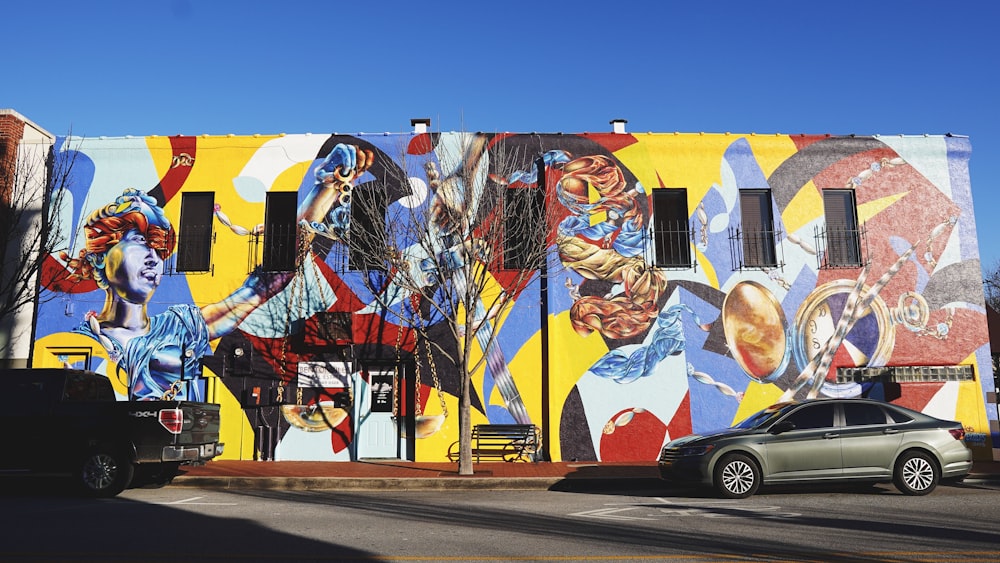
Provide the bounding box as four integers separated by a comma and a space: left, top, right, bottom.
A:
0, 110, 55, 368
5, 110, 997, 462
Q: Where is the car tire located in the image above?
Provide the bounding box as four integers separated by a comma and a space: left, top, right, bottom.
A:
713, 453, 760, 499
893, 450, 939, 496
78, 448, 134, 497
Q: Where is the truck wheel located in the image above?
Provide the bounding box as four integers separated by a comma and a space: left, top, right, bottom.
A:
78, 449, 134, 497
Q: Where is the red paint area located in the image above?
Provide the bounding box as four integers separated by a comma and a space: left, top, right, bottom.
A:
599, 394, 691, 461
891, 383, 944, 412
155, 136, 198, 203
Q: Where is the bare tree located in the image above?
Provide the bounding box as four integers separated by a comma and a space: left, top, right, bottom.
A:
0, 134, 75, 363
341, 132, 559, 475
984, 259, 1000, 313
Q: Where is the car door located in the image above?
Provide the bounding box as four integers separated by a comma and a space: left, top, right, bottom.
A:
838, 402, 902, 478
763, 402, 842, 480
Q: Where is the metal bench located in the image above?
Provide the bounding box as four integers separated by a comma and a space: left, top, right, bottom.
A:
448, 424, 540, 462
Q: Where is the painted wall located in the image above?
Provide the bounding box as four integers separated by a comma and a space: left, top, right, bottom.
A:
29, 131, 997, 462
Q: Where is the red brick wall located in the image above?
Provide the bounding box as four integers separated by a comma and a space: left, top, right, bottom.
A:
0, 113, 26, 205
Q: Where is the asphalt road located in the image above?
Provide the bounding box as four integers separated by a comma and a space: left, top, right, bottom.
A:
2, 478, 999, 562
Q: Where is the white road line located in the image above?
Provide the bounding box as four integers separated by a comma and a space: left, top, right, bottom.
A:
156, 496, 238, 506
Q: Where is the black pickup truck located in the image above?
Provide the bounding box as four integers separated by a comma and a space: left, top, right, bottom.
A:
0, 368, 223, 496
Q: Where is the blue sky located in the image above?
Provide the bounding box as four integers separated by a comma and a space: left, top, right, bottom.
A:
7, 1, 999, 268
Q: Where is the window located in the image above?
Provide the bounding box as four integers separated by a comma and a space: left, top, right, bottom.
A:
503, 186, 545, 269
348, 184, 387, 270
843, 403, 888, 427
651, 189, 692, 268
838, 365, 975, 383
262, 192, 298, 272
177, 192, 215, 272
783, 402, 836, 430
822, 190, 862, 267
738, 190, 778, 268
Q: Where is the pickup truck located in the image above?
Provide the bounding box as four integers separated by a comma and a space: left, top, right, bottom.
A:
0, 368, 223, 496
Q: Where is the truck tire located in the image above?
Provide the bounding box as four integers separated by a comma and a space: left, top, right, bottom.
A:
78, 448, 134, 497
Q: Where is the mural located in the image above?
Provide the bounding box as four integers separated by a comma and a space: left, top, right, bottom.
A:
30, 131, 996, 463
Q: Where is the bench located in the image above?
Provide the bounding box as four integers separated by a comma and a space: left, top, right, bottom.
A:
447, 424, 540, 462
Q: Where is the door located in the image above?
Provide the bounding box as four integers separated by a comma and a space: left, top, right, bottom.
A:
353, 366, 401, 459
763, 402, 842, 480
839, 402, 901, 478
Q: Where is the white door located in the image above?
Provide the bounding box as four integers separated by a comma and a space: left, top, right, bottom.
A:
354, 367, 401, 459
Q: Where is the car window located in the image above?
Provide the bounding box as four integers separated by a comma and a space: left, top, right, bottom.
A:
886, 408, 913, 424
733, 402, 796, 429
843, 403, 888, 426
783, 403, 836, 430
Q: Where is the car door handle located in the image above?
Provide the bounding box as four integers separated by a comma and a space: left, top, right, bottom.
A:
823, 432, 839, 439
883, 428, 899, 434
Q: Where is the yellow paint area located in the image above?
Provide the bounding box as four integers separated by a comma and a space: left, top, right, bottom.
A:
547, 310, 610, 459
858, 192, 908, 225
151, 135, 307, 307
614, 134, 800, 205
32, 332, 126, 394
202, 364, 255, 460
782, 180, 823, 234
732, 381, 785, 425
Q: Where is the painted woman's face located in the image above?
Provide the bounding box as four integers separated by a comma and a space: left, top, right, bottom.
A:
105, 229, 163, 304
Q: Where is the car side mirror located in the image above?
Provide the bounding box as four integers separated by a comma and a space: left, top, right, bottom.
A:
769, 420, 796, 434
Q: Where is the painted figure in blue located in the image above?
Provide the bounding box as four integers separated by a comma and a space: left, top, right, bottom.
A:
588, 304, 696, 383
67, 144, 372, 400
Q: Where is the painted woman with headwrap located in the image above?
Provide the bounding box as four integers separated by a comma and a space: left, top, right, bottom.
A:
65, 144, 372, 401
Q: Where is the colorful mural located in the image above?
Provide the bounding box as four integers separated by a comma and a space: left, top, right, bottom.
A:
30, 131, 996, 463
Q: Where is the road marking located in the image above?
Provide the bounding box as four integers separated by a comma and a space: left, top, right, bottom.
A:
156, 496, 238, 506
568, 507, 657, 521
571, 498, 799, 521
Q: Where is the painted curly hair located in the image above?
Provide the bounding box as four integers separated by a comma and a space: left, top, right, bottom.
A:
63, 189, 176, 289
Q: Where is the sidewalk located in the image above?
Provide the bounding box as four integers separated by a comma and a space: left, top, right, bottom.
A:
170, 459, 1000, 492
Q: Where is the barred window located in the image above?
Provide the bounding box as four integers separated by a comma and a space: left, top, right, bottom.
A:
177, 192, 214, 272
348, 184, 387, 271
651, 189, 691, 268
503, 186, 545, 270
823, 190, 862, 268
739, 190, 777, 268
262, 192, 298, 272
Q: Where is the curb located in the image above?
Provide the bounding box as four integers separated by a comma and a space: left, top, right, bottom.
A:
171, 476, 565, 491
170, 476, 666, 492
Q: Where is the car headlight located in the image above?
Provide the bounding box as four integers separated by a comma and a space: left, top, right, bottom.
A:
679, 445, 715, 456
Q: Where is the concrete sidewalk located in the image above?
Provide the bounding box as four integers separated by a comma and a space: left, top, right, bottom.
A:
170, 459, 1000, 492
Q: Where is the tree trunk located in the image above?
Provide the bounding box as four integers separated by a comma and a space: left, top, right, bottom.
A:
457, 369, 474, 475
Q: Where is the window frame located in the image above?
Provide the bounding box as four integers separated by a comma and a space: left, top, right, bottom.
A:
176, 192, 215, 273
650, 188, 692, 269
502, 185, 545, 270
348, 183, 388, 271
261, 191, 299, 272
821, 189, 863, 268
738, 189, 779, 268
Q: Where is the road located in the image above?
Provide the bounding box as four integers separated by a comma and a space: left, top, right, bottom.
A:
1, 478, 998, 562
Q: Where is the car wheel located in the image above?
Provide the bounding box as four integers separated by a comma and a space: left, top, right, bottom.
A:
78, 449, 134, 497
893, 450, 939, 496
714, 453, 760, 499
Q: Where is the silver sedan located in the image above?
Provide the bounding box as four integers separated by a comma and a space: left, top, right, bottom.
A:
659, 398, 973, 498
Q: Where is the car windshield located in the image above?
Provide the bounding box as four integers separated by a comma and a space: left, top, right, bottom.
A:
732, 402, 796, 429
